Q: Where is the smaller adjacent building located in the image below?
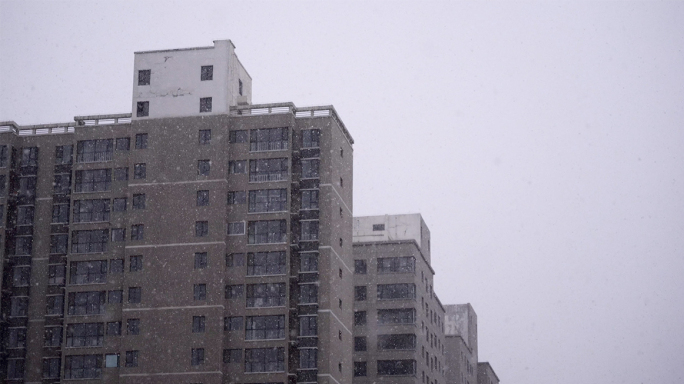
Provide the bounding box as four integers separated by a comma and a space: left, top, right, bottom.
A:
444, 304, 479, 384
477, 362, 500, 384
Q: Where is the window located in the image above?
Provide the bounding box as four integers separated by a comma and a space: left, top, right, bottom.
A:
378, 308, 416, 325
131, 224, 144, 241
0, 175, 5, 194
373, 223, 385, 231
194, 252, 207, 269
300, 252, 318, 272
354, 336, 367, 351
301, 159, 320, 178
224, 316, 243, 331
52, 203, 69, 223
0, 145, 7, 167
299, 284, 318, 304
378, 256, 416, 274
12, 266, 30, 287
301, 221, 319, 241
7, 359, 24, 379
378, 334, 416, 350
192, 316, 206, 333
125, 351, 139, 367
302, 129, 320, 148
110, 259, 124, 273
195, 190, 210, 206
244, 347, 285, 373
354, 260, 367, 274
229, 130, 248, 143
354, 361, 367, 377
192, 348, 205, 366
48, 264, 66, 285
137, 101, 149, 117
195, 221, 208, 237
239, 79, 243, 95
201, 65, 213, 81
134, 163, 146, 179
245, 315, 285, 340
67, 291, 105, 315
247, 251, 286, 276
197, 160, 210, 176
194, 284, 207, 300
113, 198, 127, 212
15, 236, 33, 255
199, 129, 211, 144
74, 169, 111, 192
248, 220, 287, 244
130, 255, 143, 271
355, 286, 367, 301
70, 260, 107, 284
43, 358, 61, 378
16, 206, 34, 226
64, 355, 102, 379
199, 97, 212, 113
108, 290, 122, 303
377, 359, 416, 376
128, 287, 141, 303
111, 228, 125, 242
10, 297, 29, 317
106, 321, 121, 336
73, 199, 110, 222
300, 349, 317, 369
21, 147, 38, 166
227, 191, 246, 204
228, 161, 247, 177
248, 189, 287, 212
354, 311, 367, 326
223, 349, 242, 363
226, 253, 245, 267
116, 137, 130, 151
46, 295, 64, 315
377, 284, 416, 300
71, 229, 108, 253
227, 221, 245, 235
66, 323, 104, 347
18, 176, 36, 198
226, 284, 245, 299
301, 190, 319, 210
77, 139, 113, 163
250, 127, 288, 151
246, 283, 286, 307
8, 328, 27, 348
44, 326, 63, 347
299, 316, 317, 336
126, 319, 140, 335
52, 173, 72, 195
249, 158, 288, 183
105, 354, 119, 368
114, 167, 128, 181
138, 69, 151, 85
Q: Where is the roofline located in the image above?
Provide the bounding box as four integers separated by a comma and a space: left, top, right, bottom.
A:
352, 239, 434, 275
478, 362, 500, 381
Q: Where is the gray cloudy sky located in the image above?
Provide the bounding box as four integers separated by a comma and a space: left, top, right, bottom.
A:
1, 1, 683, 383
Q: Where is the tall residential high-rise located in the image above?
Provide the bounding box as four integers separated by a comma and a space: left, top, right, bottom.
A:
352, 214, 446, 384
0, 40, 354, 384
444, 304, 479, 384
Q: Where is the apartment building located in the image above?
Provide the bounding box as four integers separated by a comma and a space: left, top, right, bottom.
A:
444, 304, 478, 384
351, 214, 446, 384
477, 363, 499, 384
0, 40, 354, 384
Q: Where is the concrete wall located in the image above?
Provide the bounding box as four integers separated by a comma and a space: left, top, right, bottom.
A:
353, 214, 430, 263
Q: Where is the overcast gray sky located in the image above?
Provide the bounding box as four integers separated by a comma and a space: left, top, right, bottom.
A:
2, 1, 683, 383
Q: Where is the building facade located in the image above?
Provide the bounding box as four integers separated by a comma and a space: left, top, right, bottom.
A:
444, 304, 478, 384
351, 214, 446, 384
1, 40, 354, 384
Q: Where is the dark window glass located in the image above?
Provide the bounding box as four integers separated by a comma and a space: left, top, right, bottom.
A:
108, 290, 123, 303
244, 347, 285, 373
44, 327, 62, 347
126, 319, 140, 335
198, 160, 210, 176
8, 327, 27, 348
53, 173, 72, 194
223, 349, 242, 363
225, 285, 244, 299
248, 189, 287, 212
110, 259, 124, 273
195, 221, 208, 237
224, 316, 243, 331
229, 130, 248, 143
227, 191, 246, 204
10, 297, 29, 317
300, 349, 317, 369
136, 101, 149, 117
16, 206, 34, 225
15, 236, 33, 255
247, 220, 287, 244
111, 228, 126, 242
48, 264, 66, 285
130, 255, 143, 272
70, 260, 107, 284
378, 334, 416, 350
250, 127, 288, 151
114, 167, 128, 181
64, 355, 102, 379
125, 351, 139, 367
18, 176, 37, 198
354, 361, 367, 377
132, 194, 145, 210
46, 295, 64, 315
113, 198, 127, 212
197, 190, 209, 206
377, 283, 416, 300
192, 316, 206, 333
302, 129, 320, 148
0, 145, 8, 167
246, 283, 286, 307
377, 359, 416, 376
354, 311, 367, 326
21, 147, 38, 166
300, 252, 318, 272
106, 321, 121, 336
55, 145, 73, 164
301, 221, 319, 241
52, 203, 70, 224
228, 221, 245, 235
133, 163, 146, 179
378, 308, 416, 325
378, 256, 416, 274
128, 287, 141, 303
226, 253, 245, 267
199, 129, 211, 144
239, 79, 243, 95
301, 190, 319, 209
135, 133, 148, 149
74, 169, 111, 192
201, 65, 213, 81
7, 359, 25, 379
71, 230, 108, 253
194, 284, 206, 300
355, 286, 367, 301
138, 69, 151, 85
191, 348, 205, 366
73, 199, 110, 223
131, 224, 144, 241
301, 159, 320, 178
116, 137, 130, 151
67, 291, 105, 315
373, 223, 385, 231
76, 139, 113, 163
12, 266, 30, 287
66, 323, 104, 347
354, 260, 367, 274
194, 252, 207, 269
245, 315, 285, 340
299, 284, 318, 304
354, 336, 367, 351
199, 97, 212, 113
299, 316, 317, 336
247, 251, 286, 276
228, 160, 246, 174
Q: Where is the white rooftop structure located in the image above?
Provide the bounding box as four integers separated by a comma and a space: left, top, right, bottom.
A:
353, 213, 431, 262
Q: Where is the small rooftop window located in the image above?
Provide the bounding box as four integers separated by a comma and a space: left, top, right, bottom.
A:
201, 65, 213, 81
372, 224, 385, 231
138, 70, 150, 86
